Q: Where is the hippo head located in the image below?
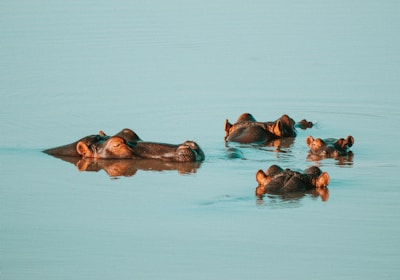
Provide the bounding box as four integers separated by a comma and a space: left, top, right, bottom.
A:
76, 136, 205, 162
255, 165, 330, 198
268, 114, 297, 137
76, 135, 136, 159
296, 119, 313, 130
43, 128, 141, 157
175, 141, 206, 162
306, 135, 354, 158
224, 114, 299, 144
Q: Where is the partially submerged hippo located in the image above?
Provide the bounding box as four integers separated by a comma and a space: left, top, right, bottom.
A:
43, 129, 205, 162
224, 113, 313, 144
42, 128, 141, 157
255, 165, 330, 200
306, 135, 354, 160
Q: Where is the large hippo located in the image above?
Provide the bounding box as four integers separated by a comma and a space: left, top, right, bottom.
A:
43, 129, 205, 162
224, 113, 313, 144
255, 165, 330, 200
306, 135, 354, 160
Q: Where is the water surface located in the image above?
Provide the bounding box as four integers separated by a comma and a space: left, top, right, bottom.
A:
1, 1, 400, 279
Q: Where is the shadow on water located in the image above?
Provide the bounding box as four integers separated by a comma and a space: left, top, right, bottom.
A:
48, 155, 202, 177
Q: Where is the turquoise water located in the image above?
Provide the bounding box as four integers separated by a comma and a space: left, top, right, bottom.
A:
1, 1, 400, 279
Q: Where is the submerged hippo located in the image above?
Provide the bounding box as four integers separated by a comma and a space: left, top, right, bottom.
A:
43, 129, 205, 162
306, 135, 354, 160
255, 165, 330, 200
224, 113, 313, 144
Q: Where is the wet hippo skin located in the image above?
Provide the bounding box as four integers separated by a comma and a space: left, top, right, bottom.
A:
42, 128, 141, 157
43, 128, 205, 162
306, 135, 354, 160
255, 165, 330, 200
224, 113, 313, 144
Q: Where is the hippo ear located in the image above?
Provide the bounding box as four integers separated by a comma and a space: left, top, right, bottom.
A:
273, 120, 283, 136
224, 119, 232, 141
346, 136, 354, 147
224, 119, 232, 132
99, 130, 107, 136
256, 169, 273, 186
306, 136, 314, 147
316, 172, 330, 188
256, 170, 267, 184
76, 141, 93, 158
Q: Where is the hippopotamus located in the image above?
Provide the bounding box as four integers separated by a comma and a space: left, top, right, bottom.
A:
224, 113, 313, 144
255, 165, 330, 200
43, 129, 205, 162
306, 135, 354, 160
42, 128, 141, 157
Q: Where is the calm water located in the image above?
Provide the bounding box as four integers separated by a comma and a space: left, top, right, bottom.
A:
1, 1, 400, 279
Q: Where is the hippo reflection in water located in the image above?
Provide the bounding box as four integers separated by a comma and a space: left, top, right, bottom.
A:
52, 156, 202, 177
306, 135, 354, 161
255, 165, 330, 201
224, 113, 313, 144
224, 137, 296, 160
43, 128, 205, 162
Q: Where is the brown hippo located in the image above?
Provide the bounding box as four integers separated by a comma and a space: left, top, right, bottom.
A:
224, 113, 313, 144
255, 165, 330, 200
42, 128, 141, 157
306, 135, 354, 160
43, 129, 205, 162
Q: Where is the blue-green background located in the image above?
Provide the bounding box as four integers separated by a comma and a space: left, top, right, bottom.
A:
1, 1, 399, 279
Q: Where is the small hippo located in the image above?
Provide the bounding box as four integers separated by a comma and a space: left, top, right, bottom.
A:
255, 165, 330, 198
306, 135, 354, 160
43, 129, 205, 162
224, 113, 313, 144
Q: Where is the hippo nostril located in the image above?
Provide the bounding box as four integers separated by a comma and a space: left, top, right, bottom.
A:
192, 150, 202, 161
